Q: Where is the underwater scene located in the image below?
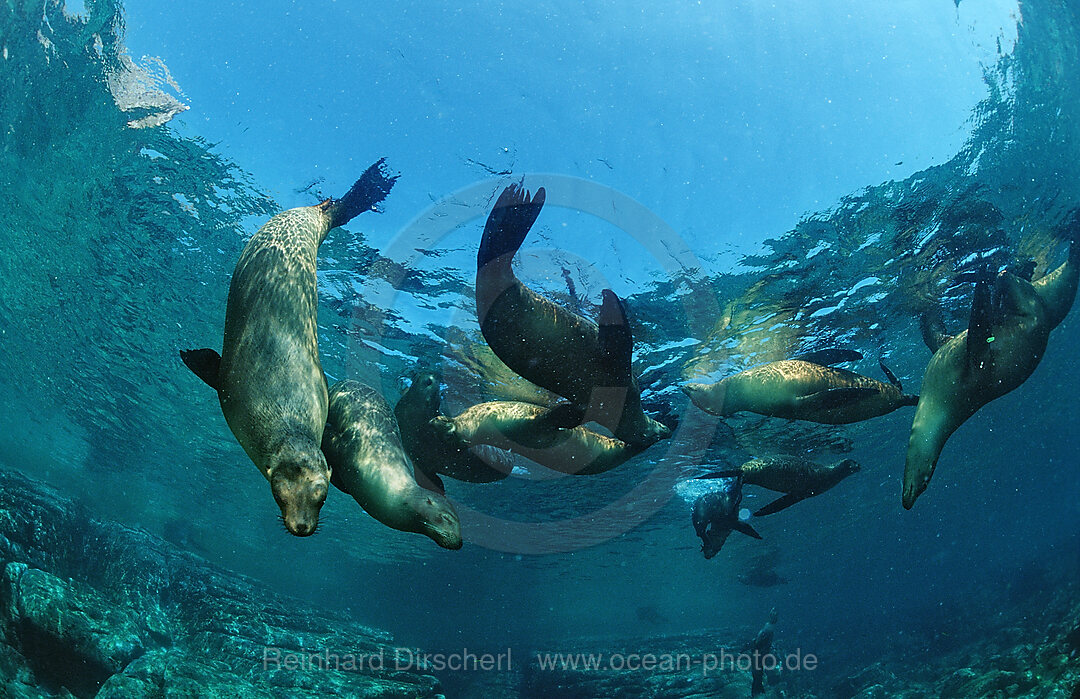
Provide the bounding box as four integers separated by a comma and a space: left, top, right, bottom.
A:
1, 0, 1079, 697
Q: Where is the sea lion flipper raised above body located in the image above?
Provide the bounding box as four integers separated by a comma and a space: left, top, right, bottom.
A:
180, 348, 222, 390
795, 386, 879, 411
477, 183, 546, 268
965, 268, 996, 372
598, 289, 634, 376
791, 348, 863, 366
878, 358, 902, 391
321, 157, 400, 227
753, 492, 809, 517
919, 307, 954, 353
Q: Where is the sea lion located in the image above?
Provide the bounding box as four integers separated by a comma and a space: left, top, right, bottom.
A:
180, 159, 397, 536
428, 400, 635, 476
698, 456, 861, 516
683, 351, 917, 425
903, 217, 1079, 509
321, 381, 461, 549
749, 609, 778, 696
691, 474, 762, 559
475, 183, 671, 449
394, 371, 515, 492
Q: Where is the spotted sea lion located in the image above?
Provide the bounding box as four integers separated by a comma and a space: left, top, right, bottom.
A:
475, 184, 671, 449
903, 216, 1079, 509
394, 371, 514, 492
698, 456, 861, 515
322, 381, 461, 549
683, 352, 917, 425
429, 400, 635, 476
691, 474, 762, 559
180, 159, 397, 536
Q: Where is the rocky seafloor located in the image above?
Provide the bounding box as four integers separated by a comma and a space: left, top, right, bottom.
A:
0, 466, 1077, 698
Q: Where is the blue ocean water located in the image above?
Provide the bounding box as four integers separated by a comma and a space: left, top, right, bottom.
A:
1, 0, 1078, 697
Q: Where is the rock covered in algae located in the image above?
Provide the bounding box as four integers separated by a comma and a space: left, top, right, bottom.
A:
0, 468, 442, 698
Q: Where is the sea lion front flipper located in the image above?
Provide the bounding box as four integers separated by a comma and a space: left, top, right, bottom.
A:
536, 403, 587, 431
414, 468, 447, 495
791, 349, 863, 366
597, 289, 633, 377
732, 520, 764, 540
477, 184, 546, 268
180, 348, 222, 390
878, 358, 902, 391
919, 307, 953, 353
965, 269, 995, 372
695, 469, 744, 480
753, 492, 808, 517
795, 387, 878, 410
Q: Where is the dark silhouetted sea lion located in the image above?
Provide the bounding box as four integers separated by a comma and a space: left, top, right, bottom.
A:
475, 184, 671, 449
692, 475, 762, 559
180, 159, 397, 536
322, 381, 461, 549
683, 352, 917, 425
749, 609, 778, 696
394, 371, 514, 492
903, 217, 1079, 509
699, 456, 861, 516
429, 400, 635, 476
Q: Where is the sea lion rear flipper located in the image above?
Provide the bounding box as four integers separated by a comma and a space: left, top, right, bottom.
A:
796, 387, 877, 410
537, 403, 587, 430
791, 348, 863, 366
753, 492, 808, 516
732, 520, 763, 540
180, 348, 222, 390
598, 289, 633, 377
324, 158, 399, 228
477, 184, 546, 268
695, 469, 744, 480
878, 358, 902, 391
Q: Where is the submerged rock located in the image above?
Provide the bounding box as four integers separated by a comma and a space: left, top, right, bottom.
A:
0, 468, 442, 698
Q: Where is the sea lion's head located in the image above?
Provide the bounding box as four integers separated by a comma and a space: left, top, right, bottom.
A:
835, 458, 861, 477
268, 447, 330, 537
405, 371, 442, 412
411, 491, 463, 550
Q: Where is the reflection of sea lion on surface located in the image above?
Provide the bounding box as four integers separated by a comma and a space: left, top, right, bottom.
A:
180, 159, 397, 536
322, 381, 462, 549
698, 456, 861, 516
683, 350, 917, 425
691, 475, 762, 559
394, 371, 514, 492
903, 214, 1079, 508
429, 400, 635, 476
475, 183, 671, 449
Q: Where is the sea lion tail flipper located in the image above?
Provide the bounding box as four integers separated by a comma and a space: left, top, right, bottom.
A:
180, 348, 222, 390
598, 289, 633, 376
477, 183, 546, 268
537, 403, 586, 431
878, 358, 902, 391
792, 348, 863, 366
325, 157, 399, 228
753, 493, 808, 517
695, 469, 743, 480
796, 387, 878, 410
732, 520, 763, 540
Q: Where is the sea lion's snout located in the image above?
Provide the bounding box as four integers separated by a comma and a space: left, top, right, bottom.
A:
901, 478, 926, 511
270, 453, 330, 537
